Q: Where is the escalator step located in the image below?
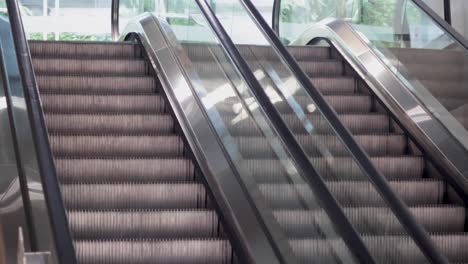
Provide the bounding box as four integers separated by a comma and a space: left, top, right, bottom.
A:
33, 58, 148, 75
260, 180, 444, 208
62, 183, 208, 210
41, 95, 166, 114
251, 45, 331, 61
45, 114, 174, 135
75, 239, 232, 264
272, 95, 373, 114
295, 60, 344, 76
310, 77, 359, 95
56, 158, 194, 183
218, 94, 373, 115
236, 134, 407, 158
225, 113, 391, 136
248, 156, 423, 182
291, 234, 468, 263
69, 210, 219, 239
327, 180, 445, 206
51, 136, 184, 158
275, 206, 465, 236
36, 75, 157, 95
29, 41, 141, 58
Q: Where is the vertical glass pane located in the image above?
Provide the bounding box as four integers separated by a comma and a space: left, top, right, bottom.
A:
119, 0, 274, 43
123, 1, 377, 261
0, 1, 57, 262
0, 41, 30, 263
450, 0, 468, 39
278, 0, 468, 157
18, 0, 112, 41
209, 0, 439, 262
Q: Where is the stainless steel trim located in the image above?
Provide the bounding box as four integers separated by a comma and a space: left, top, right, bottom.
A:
121, 13, 286, 264
292, 19, 468, 199
17, 228, 50, 264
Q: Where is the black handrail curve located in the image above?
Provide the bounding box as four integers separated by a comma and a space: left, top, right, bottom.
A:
5, 0, 77, 262
194, 0, 376, 262
272, 0, 467, 49
111, 0, 120, 40
237, 0, 450, 263
272, 0, 280, 36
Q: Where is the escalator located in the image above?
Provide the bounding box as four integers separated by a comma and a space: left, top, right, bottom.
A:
28, 40, 465, 263
184, 43, 468, 262
198, 0, 468, 262
3, 0, 468, 263
255, 44, 468, 261
29, 40, 235, 263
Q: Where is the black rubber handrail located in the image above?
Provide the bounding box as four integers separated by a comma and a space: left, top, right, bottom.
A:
194, 0, 376, 262
111, 0, 120, 40
5, 0, 77, 262
237, 0, 450, 263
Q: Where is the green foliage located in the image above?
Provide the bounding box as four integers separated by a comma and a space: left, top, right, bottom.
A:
280, 0, 351, 23
120, 0, 155, 12
28, 32, 111, 41
279, 0, 422, 26
166, 17, 197, 26
361, 0, 397, 26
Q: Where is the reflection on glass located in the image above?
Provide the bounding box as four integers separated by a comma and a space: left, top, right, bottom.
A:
207, 0, 437, 262
18, 0, 112, 40
279, 0, 468, 152
130, 0, 368, 262
119, 0, 273, 44
0, 1, 57, 262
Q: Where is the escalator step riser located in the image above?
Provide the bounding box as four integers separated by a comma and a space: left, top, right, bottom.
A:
56, 159, 194, 183
33, 59, 148, 75
75, 240, 232, 264
37, 75, 157, 95
289, 238, 351, 263
271, 95, 373, 114
193, 60, 343, 77
405, 64, 467, 81
45, 114, 175, 135
225, 114, 391, 136
310, 77, 359, 95
260, 181, 444, 208
62, 184, 208, 210
295, 61, 344, 76
275, 207, 466, 236
51, 136, 184, 158
290, 235, 468, 263
236, 134, 407, 158
217, 94, 373, 115
248, 156, 423, 182
69, 210, 219, 239
41, 95, 166, 114
249, 46, 331, 61
29, 41, 142, 58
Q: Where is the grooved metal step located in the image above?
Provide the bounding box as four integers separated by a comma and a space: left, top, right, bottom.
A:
32, 41, 234, 263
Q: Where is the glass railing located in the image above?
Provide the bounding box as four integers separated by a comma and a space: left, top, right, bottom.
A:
119, 0, 389, 262
0, 0, 59, 262
118, 0, 273, 44
277, 0, 468, 147
204, 0, 443, 262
